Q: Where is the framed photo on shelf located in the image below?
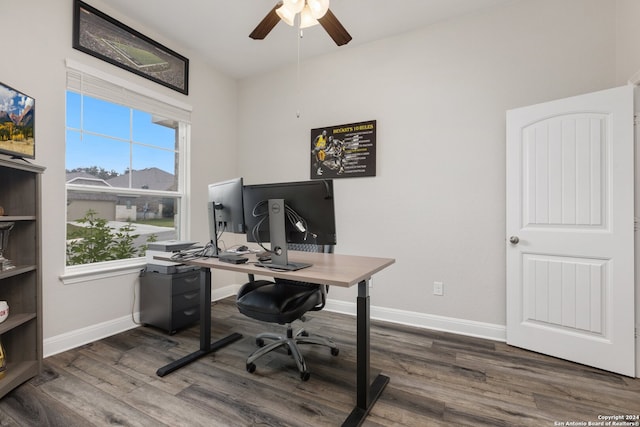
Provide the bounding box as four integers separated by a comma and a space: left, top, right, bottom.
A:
72, 0, 189, 95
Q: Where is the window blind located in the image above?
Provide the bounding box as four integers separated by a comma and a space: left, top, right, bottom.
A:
66, 60, 192, 123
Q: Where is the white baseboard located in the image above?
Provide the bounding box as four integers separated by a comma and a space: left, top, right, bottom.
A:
44, 284, 242, 358
44, 314, 139, 358
324, 299, 506, 342
212, 284, 242, 301
44, 286, 505, 358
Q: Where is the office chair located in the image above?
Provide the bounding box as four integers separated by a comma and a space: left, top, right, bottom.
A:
236, 243, 339, 381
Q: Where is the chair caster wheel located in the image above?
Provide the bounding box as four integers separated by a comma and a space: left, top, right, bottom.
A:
300, 371, 310, 381
331, 348, 339, 356
256, 338, 265, 347
246, 363, 256, 373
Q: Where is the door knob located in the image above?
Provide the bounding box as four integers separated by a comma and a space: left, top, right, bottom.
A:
509, 236, 519, 244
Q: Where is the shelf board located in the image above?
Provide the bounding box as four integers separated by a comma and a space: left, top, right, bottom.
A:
0, 313, 36, 335
0, 216, 37, 221
0, 157, 45, 174
0, 265, 36, 280
0, 360, 39, 399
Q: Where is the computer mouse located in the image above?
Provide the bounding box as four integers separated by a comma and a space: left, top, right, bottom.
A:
237, 245, 249, 252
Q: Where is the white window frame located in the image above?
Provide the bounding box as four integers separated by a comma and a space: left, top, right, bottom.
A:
61, 59, 192, 284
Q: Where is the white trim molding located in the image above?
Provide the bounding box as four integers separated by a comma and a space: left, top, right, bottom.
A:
44, 284, 242, 357
45, 289, 505, 358
324, 299, 506, 342
60, 258, 146, 285
44, 313, 138, 357
212, 284, 242, 302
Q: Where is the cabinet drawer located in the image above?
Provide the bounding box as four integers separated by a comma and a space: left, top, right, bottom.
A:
172, 305, 200, 327
173, 289, 200, 311
172, 271, 201, 295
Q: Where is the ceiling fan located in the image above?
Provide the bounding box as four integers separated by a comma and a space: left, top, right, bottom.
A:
250, 0, 352, 46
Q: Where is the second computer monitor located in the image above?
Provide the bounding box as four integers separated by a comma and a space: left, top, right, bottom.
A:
243, 179, 337, 248
208, 177, 245, 255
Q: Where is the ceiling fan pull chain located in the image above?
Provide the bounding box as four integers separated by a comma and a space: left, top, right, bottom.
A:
296, 27, 303, 118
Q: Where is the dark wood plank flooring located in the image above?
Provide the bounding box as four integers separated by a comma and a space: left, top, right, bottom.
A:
0, 298, 638, 426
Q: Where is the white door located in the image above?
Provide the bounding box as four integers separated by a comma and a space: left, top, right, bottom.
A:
506, 85, 635, 376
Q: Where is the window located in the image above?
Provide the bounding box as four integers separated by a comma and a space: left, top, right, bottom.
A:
65, 61, 191, 268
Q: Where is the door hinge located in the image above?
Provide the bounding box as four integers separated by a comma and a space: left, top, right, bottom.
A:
635, 217, 639, 232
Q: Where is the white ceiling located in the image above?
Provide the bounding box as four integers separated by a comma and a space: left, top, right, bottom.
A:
104, 0, 514, 79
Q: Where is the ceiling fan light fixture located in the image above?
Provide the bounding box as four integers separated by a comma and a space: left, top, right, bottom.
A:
250, 0, 350, 46
275, 4, 296, 26
307, 0, 329, 19
283, 0, 306, 13
299, 4, 319, 28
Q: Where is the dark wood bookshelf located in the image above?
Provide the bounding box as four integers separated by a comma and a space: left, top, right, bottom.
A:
0, 157, 44, 398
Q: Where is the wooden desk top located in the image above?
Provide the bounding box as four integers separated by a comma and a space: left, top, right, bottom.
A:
169, 251, 395, 288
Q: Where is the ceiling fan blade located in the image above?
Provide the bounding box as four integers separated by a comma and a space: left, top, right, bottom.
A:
249, 2, 283, 40
318, 8, 352, 46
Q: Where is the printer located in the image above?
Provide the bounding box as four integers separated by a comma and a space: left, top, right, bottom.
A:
145, 240, 201, 274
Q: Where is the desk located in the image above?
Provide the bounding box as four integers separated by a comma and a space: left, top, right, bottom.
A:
155, 251, 395, 427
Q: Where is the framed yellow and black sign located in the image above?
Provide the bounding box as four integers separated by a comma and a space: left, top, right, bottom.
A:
310, 120, 376, 179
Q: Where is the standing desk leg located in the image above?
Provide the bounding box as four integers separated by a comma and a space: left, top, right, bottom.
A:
342, 279, 389, 427
156, 267, 242, 377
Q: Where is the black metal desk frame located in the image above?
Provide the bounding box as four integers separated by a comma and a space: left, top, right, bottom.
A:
155, 268, 242, 377
154, 253, 393, 427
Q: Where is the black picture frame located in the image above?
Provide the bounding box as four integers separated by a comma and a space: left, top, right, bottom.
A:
72, 0, 189, 95
310, 120, 377, 179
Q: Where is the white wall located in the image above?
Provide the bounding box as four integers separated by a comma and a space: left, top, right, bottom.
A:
616, 0, 640, 84
3, 0, 639, 364
0, 0, 237, 350
237, 0, 618, 329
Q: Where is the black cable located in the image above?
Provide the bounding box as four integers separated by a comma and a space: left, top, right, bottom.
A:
251, 200, 270, 252
250, 200, 316, 254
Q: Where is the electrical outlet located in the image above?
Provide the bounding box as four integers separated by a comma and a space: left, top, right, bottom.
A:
433, 281, 444, 296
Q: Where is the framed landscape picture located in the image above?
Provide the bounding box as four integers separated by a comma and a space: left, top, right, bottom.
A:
72, 0, 189, 95
0, 81, 35, 159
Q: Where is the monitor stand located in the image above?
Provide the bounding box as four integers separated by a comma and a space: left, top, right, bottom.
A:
258, 198, 311, 271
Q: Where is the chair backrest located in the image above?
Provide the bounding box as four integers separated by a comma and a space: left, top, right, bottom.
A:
245, 243, 334, 312
246, 244, 334, 284
293, 243, 333, 308
283, 243, 334, 311
287, 243, 334, 254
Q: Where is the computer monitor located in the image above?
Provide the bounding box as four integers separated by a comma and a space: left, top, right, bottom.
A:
208, 177, 245, 256
243, 179, 336, 270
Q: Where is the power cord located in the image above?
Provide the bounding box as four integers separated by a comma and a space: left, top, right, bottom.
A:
250, 200, 316, 254
131, 268, 145, 326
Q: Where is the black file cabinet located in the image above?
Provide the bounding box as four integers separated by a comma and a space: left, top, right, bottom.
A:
140, 269, 201, 334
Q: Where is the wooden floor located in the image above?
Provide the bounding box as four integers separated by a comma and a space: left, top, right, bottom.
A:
0, 298, 638, 426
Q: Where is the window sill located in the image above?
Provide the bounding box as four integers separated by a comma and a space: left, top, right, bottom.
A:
60, 258, 147, 285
